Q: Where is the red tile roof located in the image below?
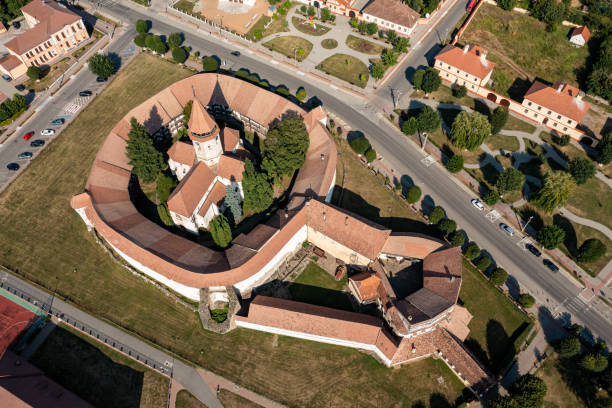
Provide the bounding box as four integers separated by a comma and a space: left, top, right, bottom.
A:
349, 272, 382, 303
571, 25, 590, 42
435, 44, 496, 80
197, 180, 226, 217
362, 0, 420, 30
188, 98, 217, 141
221, 127, 240, 153
167, 141, 195, 166
524, 80, 590, 123
6, 0, 81, 55
217, 155, 245, 182
422, 246, 462, 304
0, 55, 24, 71
167, 161, 216, 217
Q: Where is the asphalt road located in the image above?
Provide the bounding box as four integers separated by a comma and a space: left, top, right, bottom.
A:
0, 26, 136, 186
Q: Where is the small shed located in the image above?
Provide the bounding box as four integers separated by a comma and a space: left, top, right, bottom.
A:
569, 25, 590, 47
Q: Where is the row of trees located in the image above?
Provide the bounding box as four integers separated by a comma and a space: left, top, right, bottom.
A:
372, 31, 411, 79
405, 0, 440, 17
496, 0, 569, 31
0, 93, 27, 124
349, 134, 377, 163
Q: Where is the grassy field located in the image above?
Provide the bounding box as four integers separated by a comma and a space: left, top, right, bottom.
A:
31, 324, 168, 408
218, 389, 263, 408
459, 260, 533, 373
173, 0, 195, 13
565, 175, 612, 231
504, 114, 536, 133
539, 132, 612, 179
263, 36, 313, 62
316, 54, 369, 88
247, 14, 290, 41
175, 390, 206, 408
0, 51, 467, 407
537, 353, 585, 408
345, 34, 387, 55
292, 16, 331, 36
24, 58, 71, 92
462, 4, 589, 96
289, 261, 352, 310
321, 38, 338, 49
486, 133, 520, 152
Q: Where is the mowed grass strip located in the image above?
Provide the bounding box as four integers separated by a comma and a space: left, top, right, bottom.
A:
218, 390, 262, 408
176, 390, 207, 408
316, 53, 369, 88
345, 34, 388, 55
459, 260, 533, 373
0, 52, 466, 407
486, 133, 520, 152
30, 324, 169, 408
289, 261, 353, 310
263, 36, 313, 61
537, 354, 585, 408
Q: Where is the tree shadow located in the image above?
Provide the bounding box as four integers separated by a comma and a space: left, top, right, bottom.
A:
553, 214, 578, 256
107, 52, 121, 72
441, 144, 454, 164
346, 130, 365, 143
474, 99, 491, 118
288, 283, 353, 311
505, 274, 521, 300
429, 393, 453, 408
486, 319, 515, 373
507, 77, 532, 101
465, 338, 490, 370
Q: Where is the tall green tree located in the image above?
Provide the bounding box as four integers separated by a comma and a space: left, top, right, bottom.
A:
383, 49, 398, 66
416, 105, 441, 132
412, 69, 424, 90
535, 171, 576, 213
536, 225, 565, 249
242, 159, 274, 213
510, 374, 547, 408
261, 116, 309, 179
428, 206, 444, 224
558, 336, 581, 358
366, 22, 378, 35
450, 111, 491, 151
372, 64, 385, 80
209, 214, 232, 248
224, 184, 243, 226
578, 238, 606, 263
172, 47, 188, 63
598, 132, 612, 165
531, 0, 567, 31
568, 157, 596, 185
497, 0, 517, 10
421, 67, 441, 94
496, 167, 524, 195
125, 118, 165, 183
136, 19, 148, 33
580, 353, 609, 372
156, 174, 178, 203
26, 66, 41, 80
402, 117, 418, 135
489, 106, 508, 135
168, 32, 183, 48
202, 56, 219, 72
394, 37, 410, 53
88, 54, 115, 79
464, 242, 480, 260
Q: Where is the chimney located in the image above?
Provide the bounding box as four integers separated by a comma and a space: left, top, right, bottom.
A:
577, 90, 585, 101
463, 44, 469, 54
320, 153, 325, 161
411, 343, 416, 354
322, 211, 326, 222
345, 216, 349, 226
450, 275, 455, 282
480, 51, 488, 67
557, 83, 564, 93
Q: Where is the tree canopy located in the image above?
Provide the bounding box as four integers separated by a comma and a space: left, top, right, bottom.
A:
490, 268, 508, 286
464, 242, 480, 260
136, 19, 148, 33
536, 225, 566, 249
405, 185, 421, 203
168, 32, 183, 48
510, 374, 547, 407
496, 167, 524, 195
402, 117, 418, 135
372, 64, 385, 80
156, 174, 177, 203
578, 238, 607, 263
580, 353, 609, 373
535, 171, 576, 213
172, 47, 188, 64
224, 185, 243, 226
125, 118, 165, 183
428, 206, 444, 224
202, 56, 219, 72
209, 214, 232, 248
489, 106, 508, 135
421, 67, 441, 94
416, 105, 441, 132
598, 132, 612, 165
26, 65, 41, 80
445, 154, 464, 173
497, 0, 517, 11
394, 37, 410, 54
531, 0, 568, 31
568, 157, 596, 185
450, 111, 491, 151
438, 218, 457, 236
558, 336, 581, 358
88, 54, 115, 79
242, 159, 274, 213
261, 116, 309, 179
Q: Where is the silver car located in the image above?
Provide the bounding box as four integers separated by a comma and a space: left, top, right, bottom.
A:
40, 129, 55, 136
499, 223, 514, 236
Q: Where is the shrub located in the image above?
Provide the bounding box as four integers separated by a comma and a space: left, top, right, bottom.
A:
366, 22, 378, 35
518, 293, 535, 308
26, 65, 41, 80
580, 353, 608, 372
307, 5, 315, 16
412, 69, 424, 90
578, 238, 606, 263
490, 267, 508, 286
416, 105, 441, 132
202, 56, 219, 72
372, 63, 385, 79
464, 242, 480, 260
171, 47, 187, 63
557, 336, 581, 358
88, 54, 114, 79
489, 106, 508, 135
349, 136, 371, 155
401, 117, 418, 136
296, 87, 307, 101
156, 174, 177, 203
349, 17, 359, 28
136, 19, 148, 33
568, 157, 596, 185
453, 85, 467, 98
449, 231, 465, 247
476, 256, 491, 271
210, 307, 228, 323
438, 218, 457, 236
168, 32, 182, 49
558, 134, 570, 146
496, 167, 524, 195
483, 189, 499, 205
364, 148, 377, 163
429, 206, 445, 224
445, 154, 464, 173
157, 204, 174, 226
497, 0, 517, 11
301, 5, 307, 13
134, 33, 147, 47
405, 185, 421, 203
537, 225, 565, 249
209, 214, 232, 248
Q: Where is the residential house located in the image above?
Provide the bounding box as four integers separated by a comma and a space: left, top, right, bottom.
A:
0, 0, 89, 79
361, 0, 420, 36
434, 44, 496, 93
569, 25, 590, 47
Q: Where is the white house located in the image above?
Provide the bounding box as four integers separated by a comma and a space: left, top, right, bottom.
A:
434, 44, 496, 94
361, 0, 420, 37
569, 26, 590, 47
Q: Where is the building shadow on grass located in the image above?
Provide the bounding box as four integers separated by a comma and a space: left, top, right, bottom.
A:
30, 326, 145, 408
288, 282, 354, 311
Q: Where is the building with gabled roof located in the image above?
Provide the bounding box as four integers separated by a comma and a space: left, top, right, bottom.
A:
570, 25, 590, 47
434, 44, 496, 93
361, 0, 420, 37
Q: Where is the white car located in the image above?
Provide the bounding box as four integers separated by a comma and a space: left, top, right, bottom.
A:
40, 129, 55, 136
471, 199, 484, 211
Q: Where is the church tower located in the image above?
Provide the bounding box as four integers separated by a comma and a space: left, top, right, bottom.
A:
188, 98, 222, 166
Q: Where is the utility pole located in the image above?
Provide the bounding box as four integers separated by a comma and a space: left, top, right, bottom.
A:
420, 131, 429, 152
522, 215, 534, 232
388, 86, 402, 109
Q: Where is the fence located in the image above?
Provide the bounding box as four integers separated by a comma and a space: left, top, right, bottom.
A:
0, 279, 172, 377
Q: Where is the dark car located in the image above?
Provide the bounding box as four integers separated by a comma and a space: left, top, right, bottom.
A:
50, 118, 65, 125
23, 131, 34, 140
12, 21, 20, 29
6, 163, 19, 171
17, 151, 32, 159
231, 51, 240, 56
30, 139, 45, 147
96, 77, 107, 83
526, 243, 541, 257
14, 84, 25, 91
543, 259, 559, 272
79, 90, 92, 97
2, 74, 11, 81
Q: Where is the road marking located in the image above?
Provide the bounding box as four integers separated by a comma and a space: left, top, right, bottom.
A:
247, 50, 254, 54
330, 85, 338, 90
271, 60, 279, 65
297, 71, 304, 76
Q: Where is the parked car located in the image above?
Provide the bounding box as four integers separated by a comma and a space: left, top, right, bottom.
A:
6, 163, 20, 171
231, 51, 241, 56
499, 223, 515, 236
30, 139, 45, 147
526, 243, 542, 257
50, 118, 65, 125
79, 90, 92, 97
2, 74, 11, 81
543, 258, 559, 272
471, 198, 484, 211
466, 0, 477, 12
96, 77, 106, 83
14, 84, 25, 91
23, 131, 34, 140
40, 129, 55, 136
12, 21, 20, 29
17, 151, 32, 159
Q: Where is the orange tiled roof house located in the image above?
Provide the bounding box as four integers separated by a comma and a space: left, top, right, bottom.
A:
0, 0, 89, 79
71, 73, 494, 396
434, 44, 594, 144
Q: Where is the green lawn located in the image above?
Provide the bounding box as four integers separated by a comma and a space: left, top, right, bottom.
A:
173, 0, 195, 13
218, 389, 263, 408
30, 324, 168, 407
459, 260, 533, 373
24, 58, 71, 92
289, 262, 352, 310
263, 36, 313, 62
462, 4, 589, 97
246, 15, 290, 41
345, 34, 388, 55
316, 54, 369, 88
537, 353, 586, 408
539, 131, 612, 178
486, 133, 520, 152
292, 16, 331, 36
504, 114, 536, 133
321, 38, 338, 49
176, 390, 206, 408
0, 51, 466, 407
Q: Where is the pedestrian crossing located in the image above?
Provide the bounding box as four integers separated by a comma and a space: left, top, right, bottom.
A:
62, 96, 90, 115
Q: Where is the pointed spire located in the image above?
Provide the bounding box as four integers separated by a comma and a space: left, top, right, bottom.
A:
188, 98, 217, 141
